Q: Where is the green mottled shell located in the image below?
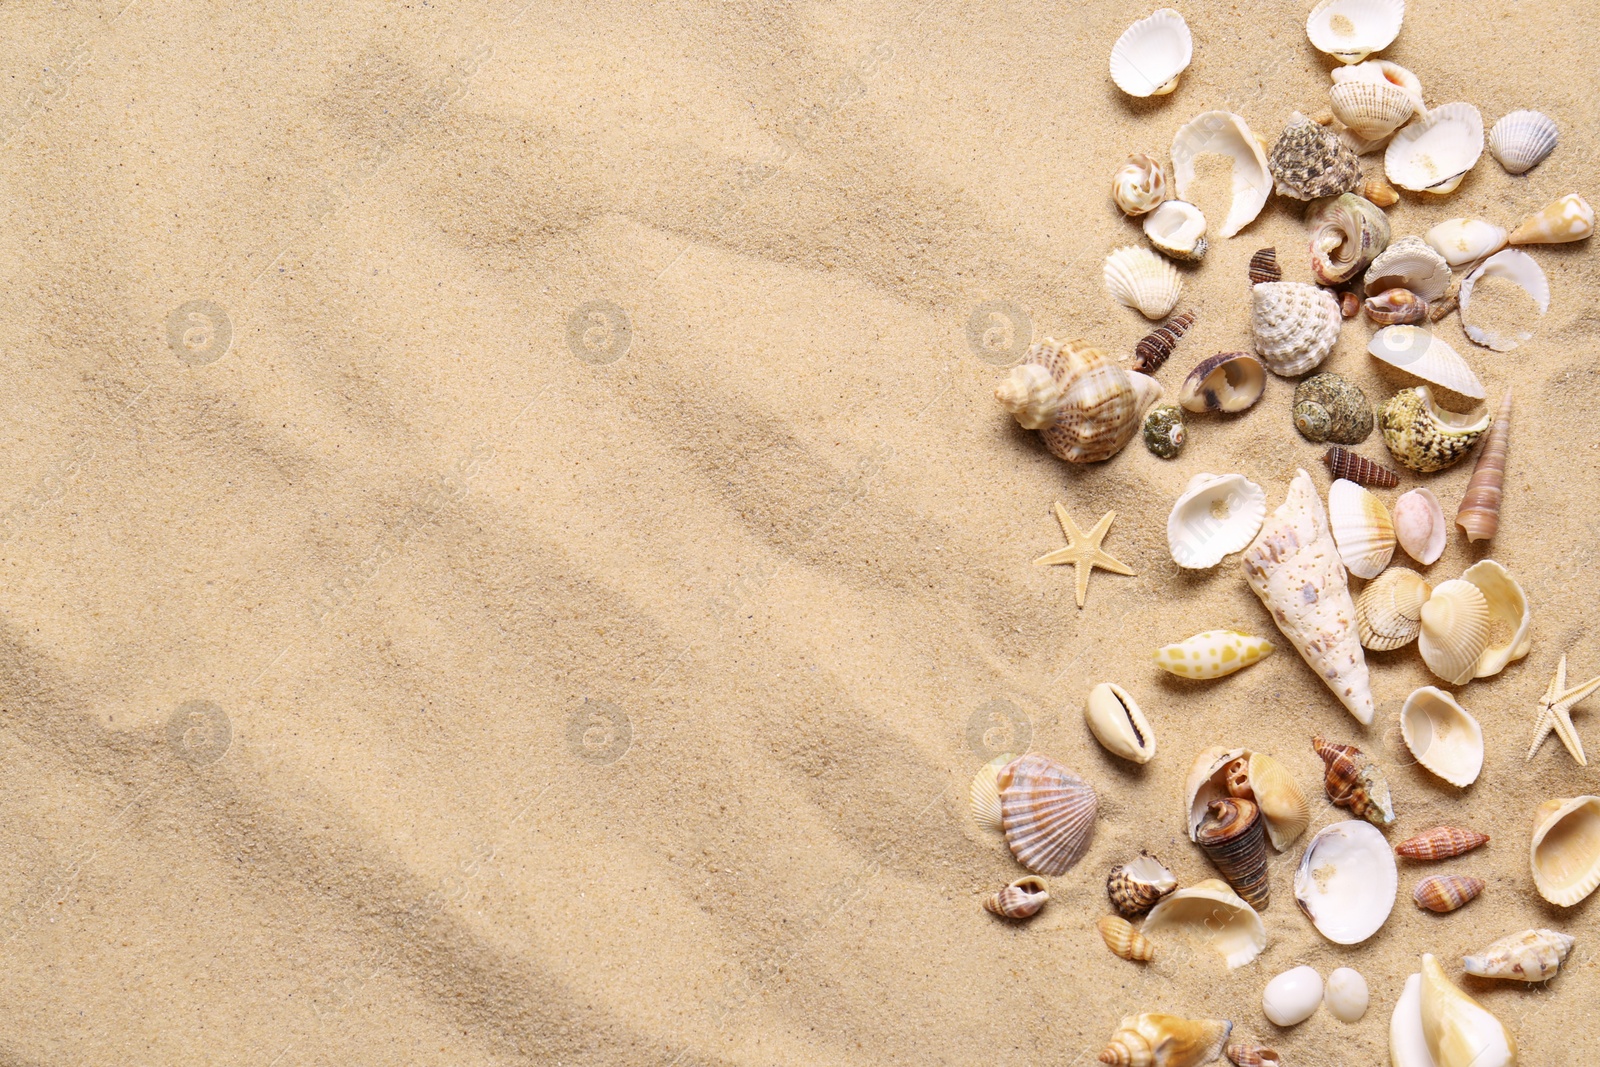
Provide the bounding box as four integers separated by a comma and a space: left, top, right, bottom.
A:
1142, 404, 1186, 459
1293, 372, 1373, 444
1380, 388, 1489, 473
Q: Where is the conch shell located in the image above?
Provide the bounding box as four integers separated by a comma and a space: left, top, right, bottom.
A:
1313, 736, 1395, 826
1107, 851, 1178, 916
996, 338, 1162, 463
1182, 747, 1308, 851
1240, 470, 1374, 724
1097, 1013, 1232, 1067
1113, 153, 1168, 216
1308, 192, 1391, 285
985, 875, 1049, 919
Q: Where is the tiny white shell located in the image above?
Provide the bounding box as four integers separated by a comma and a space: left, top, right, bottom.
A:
1166, 473, 1268, 569
1109, 9, 1193, 98
1171, 111, 1273, 238
1306, 0, 1404, 64
1263, 966, 1324, 1027
1104, 246, 1182, 320
1143, 199, 1208, 261
1459, 249, 1549, 352
1385, 102, 1484, 194
1401, 685, 1484, 787
1325, 967, 1369, 1022
1489, 110, 1558, 174
1392, 488, 1446, 566
1423, 218, 1508, 268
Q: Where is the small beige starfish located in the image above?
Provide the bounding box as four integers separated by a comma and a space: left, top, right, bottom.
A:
1033, 503, 1135, 609
1527, 655, 1600, 766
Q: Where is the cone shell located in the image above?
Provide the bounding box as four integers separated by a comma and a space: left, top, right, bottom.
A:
1107, 851, 1178, 916
1085, 682, 1156, 764
1413, 873, 1484, 913
1313, 736, 1395, 825
1096, 914, 1155, 962
1226, 1043, 1282, 1067
985, 875, 1049, 919
1418, 578, 1492, 685
1380, 387, 1490, 474
1369, 328, 1485, 402
1171, 112, 1273, 239
1489, 110, 1558, 174
1356, 566, 1431, 650
1424, 218, 1508, 267
1419, 953, 1518, 1067
969, 752, 1013, 830
1143, 405, 1187, 459
1393, 488, 1446, 565
1145, 200, 1209, 262
1460, 251, 1548, 351
1097, 1013, 1231, 1067
1455, 392, 1510, 543
1143, 878, 1267, 968
1109, 9, 1192, 98
1106, 246, 1183, 320
1530, 796, 1600, 907
1323, 445, 1399, 488
1154, 629, 1273, 678
1509, 192, 1593, 245
997, 338, 1164, 463
1295, 819, 1398, 944
1330, 78, 1415, 141
1401, 686, 1484, 787
1364, 288, 1428, 325
1309, 192, 1391, 284
1179, 352, 1266, 414
1385, 103, 1484, 195
1460, 559, 1530, 678
1270, 113, 1362, 200
1133, 310, 1197, 374
1248, 247, 1281, 285
998, 754, 1098, 876
1306, 0, 1404, 64
1294, 372, 1373, 444
1251, 282, 1342, 376
1196, 797, 1270, 909
1463, 928, 1574, 982
1328, 478, 1396, 579
1364, 235, 1452, 300
1113, 152, 1168, 216
1397, 826, 1490, 861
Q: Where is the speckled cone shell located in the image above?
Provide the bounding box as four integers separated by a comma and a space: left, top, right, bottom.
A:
1096, 914, 1155, 961
1097, 1013, 1232, 1067
1509, 192, 1594, 245
1196, 798, 1271, 909
998, 339, 1163, 464
1397, 826, 1490, 861
1463, 928, 1574, 982
1269, 114, 1362, 200
1457, 392, 1511, 541
998, 754, 1098, 876
1250, 282, 1342, 376
1414, 874, 1485, 913
1241, 470, 1375, 724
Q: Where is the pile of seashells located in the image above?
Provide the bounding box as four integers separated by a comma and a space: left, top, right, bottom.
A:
981, 4, 1596, 1066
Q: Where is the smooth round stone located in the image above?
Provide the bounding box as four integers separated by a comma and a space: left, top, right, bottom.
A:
1263, 965, 1324, 1026
1325, 966, 1370, 1022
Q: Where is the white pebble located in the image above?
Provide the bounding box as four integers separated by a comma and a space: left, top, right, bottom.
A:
1324, 966, 1369, 1022
1262, 965, 1323, 1027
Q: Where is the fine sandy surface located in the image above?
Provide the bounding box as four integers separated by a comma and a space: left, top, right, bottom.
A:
2, 2, 1597, 1064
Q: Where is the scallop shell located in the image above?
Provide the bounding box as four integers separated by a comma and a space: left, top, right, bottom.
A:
1460, 249, 1548, 351
1414, 873, 1484, 913
1531, 796, 1600, 907
1183, 748, 1308, 850
1179, 352, 1266, 414
1401, 686, 1484, 787
1463, 929, 1575, 982
1226, 1043, 1282, 1067
1269, 112, 1363, 200
1424, 218, 1508, 267
1247, 247, 1281, 285
1145, 200, 1208, 261
1364, 288, 1429, 325
1333, 59, 1425, 116
1132, 310, 1197, 374
1364, 235, 1452, 300
998, 754, 1098, 876
969, 751, 1013, 830
1323, 445, 1399, 488
1085, 682, 1156, 764
1418, 578, 1492, 685
1508, 192, 1594, 244
1313, 736, 1395, 826
1295, 819, 1398, 944
1328, 478, 1396, 579
1171, 111, 1273, 238
1107, 851, 1178, 916
1380, 386, 1490, 473
1489, 110, 1558, 174
1393, 488, 1446, 565
1460, 559, 1530, 678
1306, 0, 1404, 63
1309, 192, 1392, 285
1109, 9, 1193, 98
1105, 246, 1183, 320
996, 339, 1164, 463
1113, 152, 1169, 216
1250, 282, 1342, 376
1368, 328, 1484, 401
1196, 797, 1270, 909
1294, 372, 1373, 444
1419, 955, 1518, 1067
1396, 826, 1489, 861
1165, 474, 1268, 569
1097, 914, 1154, 961
1154, 629, 1274, 677
1456, 392, 1510, 543
1385, 102, 1484, 194
1356, 566, 1431, 650
986, 875, 1049, 919
1142, 878, 1268, 968
1330, 78, 1415, 141
1142, 404, 1187, 459
1097, 1013, 1231, 1066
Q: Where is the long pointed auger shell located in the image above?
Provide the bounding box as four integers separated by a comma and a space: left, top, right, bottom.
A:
998, 754, 1099, 876
1457, 392, 1511, 542
1241, 470, 1374, 724
1097, 1013, 1232, 1066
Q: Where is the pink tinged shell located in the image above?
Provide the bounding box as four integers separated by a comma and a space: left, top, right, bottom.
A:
1396, 826, 1490, 861
998, 754, 1099, 876
1413, 873, 1485, 913
1457, 391, 1512, 542
1394, 488, 1447, 565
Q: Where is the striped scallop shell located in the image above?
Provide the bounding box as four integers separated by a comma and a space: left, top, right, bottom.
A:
969, 752, 1013, 830
1356, 566, 1431, 651
1489, 110, 1558, 174
1330, 78, 1415, 141
998, 754, 1098, 876
1413, 873, 1484, 913
1396, 826, 1489, 861
1328, 478, 1396, 579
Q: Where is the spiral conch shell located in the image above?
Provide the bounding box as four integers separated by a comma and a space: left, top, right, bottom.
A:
1114, 153, 1168, 216
1196, 797, 1270, 909
1250, 282, 1341, 376
1308, 192, 1391, 285
1183, 747, 1309, 851
996, 339, 1163, 463
1241, 470, 1374, 724
1293, 373, 1373, 444
1108, 851, 1178, 916
1097, 914, 1155, 962
1463, 929, 1574, 982
1097, 1013, 1232, 1067
1313, 736, 1395, 826
985, 875, 1049, 919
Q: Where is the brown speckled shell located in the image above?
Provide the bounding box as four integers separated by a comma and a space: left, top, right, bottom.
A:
1294, 373, 1373, 444
1269, 115, 1361, 200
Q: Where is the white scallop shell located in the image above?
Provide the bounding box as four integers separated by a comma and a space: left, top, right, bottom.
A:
1329, 79, 1415, 142
1331, 59, 1424, 116
1328, 478, 1395, 580
1392, 488, 1445, 565
1461, 559, 1531, 678
1459, 249, 1548, 352
1166, 473, 1268, 569
1530, 796, 1600, 907
1364, 236, 1452, 300
1170, 111, 1273, 238
1401, 685, 1484, 787
1489, 110, 1558, 174
1251, 282, 1341, 376
968, 752, 1012, 830
1142, 878, 1268, 968
1143, 199, 1208, 261
1418, 578, 1491, 686
998, 754, 1098, 876
1423, 218, 1508, 267
1109, 8, 1193, 97
1385, 102, 1484, 194
1294, 820, 1397, 944
1367, 325, 1485, 400
1104, 246, 1182, 320
1306, 0, 1404, 64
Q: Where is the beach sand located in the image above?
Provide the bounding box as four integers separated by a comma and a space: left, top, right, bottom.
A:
1, 1, 1597, 1063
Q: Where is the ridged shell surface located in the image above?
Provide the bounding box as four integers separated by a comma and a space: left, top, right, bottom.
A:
1417, 578, 1492, 685
1368, 327, 1484, 400
1396, 826, 1489, 861
1097, 1014, 1231, 1066
1269, 113, 1362, 200
1414, 873, 1484, 913
1314, 737, 1395, 825
1461, 558, 1530, 677
1455, 393, 1511, 543
1323, 445, 1399, 488
1328, 478, 1395, 579
1489, 110, 1558, 174
1109, 9, 1193, 97
1251, 282, 1341, 376
1306, 0, 1405, 63
1096, 914, 1155, 961
1356, 566, 1430, 650
1105, 246, 1183, 320
1107, 851, 1177, 916
998, 754, 1098, 876
1196, 797, 1270, 909
986, 876, 1049, 919
997, 338, 1164, 463
1364, 235, 1452, 300
1330, 78, 1415, 140
1332, 59, 1425, 115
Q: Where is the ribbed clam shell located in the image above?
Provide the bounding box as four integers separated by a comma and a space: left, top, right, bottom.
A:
1369, 328, 1485, 404
1154, 629, 1274, 676
998, 338, 1163, 463
1460, 250, 1548, 351
1196, 798, 1270, 909
1489, 110, 1558, 174
1414, 873, 1484, 913
1295, 820, 1397, 944
1269, 113, 1362, 200
998, 754, 1098, 876
1144, 200, 1208, 262
1323, 445, 1399, 488
1455, 393, 1510, 543
1418, 578, 1492, 685
1330, 78, 1415, 141
969, 751, 1013, 830
1463, 929, 1574, 982
1294, 373, 1374, 444
1248, 247, 1281, 285
1328, 478, 1396, 579
1107, 851, 1177, 916
1313, 736, 1395, 826
1509, 192, 1594, 244
1105, 246, 1183, 320
1380, 386, 1490, 473
1171, 112, 1272, 238
1112, 152, 1168, 216
1461, 559, 1530, 678
985, 875, 1049, 919
1364, 288, 1428, 325
1385, 102, 1484, 194
1251, 282, 1341, 376
1424, 217, 1508, 267
1226, 1042, 1282, 1066
1098, 1014, 1231, 1066
1309, 192, 1391, 285
1332, 59, 1425, 115
1096, 914, 1154, 961
1364, 235, 1452, 300
1179, 352, 1266, 414
1109, 8, 1192, 97
1229, 753, 1310, 851
1142, 405, 1186, 459
1143, 878, 1267, 968
1401, 685, 1484, 787
1531, 796, 1600, 907
1356, 566, 1431, 650
1132, 310, 1197, 374
1396, 826, 1489, 861
1306, 0, 1405, 63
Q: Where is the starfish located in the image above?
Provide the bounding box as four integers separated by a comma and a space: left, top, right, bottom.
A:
1527, 655, 1600, 766
1033, 503, 1135, 609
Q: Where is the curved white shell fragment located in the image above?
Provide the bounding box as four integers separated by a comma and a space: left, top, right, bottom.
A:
1306, 0, 1404, 64
1530, 796, 1600, 907
1367, 325, 1485, 400
1424, 218, 1508, 268
1393, 488, 1446, 565
1263, 966, 1323, 1027
1104, 246, 1182, 320
1418, 578, 1492, 686
1389, 973, 1431, 1067
1295, 820, 1397, 944
1420, 954, 1518, 1067
1143, 199, 1208, 261
1171, 111, 1273, 238
1364, 236, 1452, 301
1154, 630, 1274, 679
1251, 282, 1342, 376
1385, 102, 1484, 194
1509, 192, 1595, 245
1459, 249, 1549, 351
1325, 967, 1369, 1023
1489, 109, 1558, 174
1463, 929, 1575, 982
1109, 8, 1193, 98
1112, 152, 1168, 216
1328, 478, 1395, 579
998, 754, 1099, 876
1142, 877, 1267, 968
1084, 682, 1156, 764
1461, 559, 1531, 678
1166, 473, 1268, 569
1401, 686, 1484, 787
1332, 59, 1424, 116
